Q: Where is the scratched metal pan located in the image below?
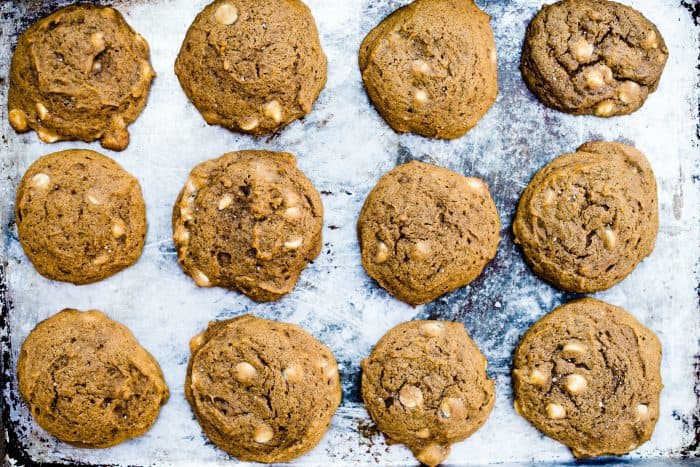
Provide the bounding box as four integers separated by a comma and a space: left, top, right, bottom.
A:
1, 0, 698, 465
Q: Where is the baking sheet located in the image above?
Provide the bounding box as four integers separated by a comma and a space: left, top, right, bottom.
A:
1, 0, 698, 465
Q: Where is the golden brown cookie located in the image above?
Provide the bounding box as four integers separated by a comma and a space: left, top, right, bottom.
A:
359, 0, 498, 139
8, 5, 155, 151
521, 0, 668, 117
16, 149, 147, 285
512, 298, 662, 458
186, 315, 341, 462
175, 0, 327, 135
361, 320, 495, 466
357, 161, 500, 305
172, 150, 323, 301
513, 141, 658, 293
17, 309, 169, 448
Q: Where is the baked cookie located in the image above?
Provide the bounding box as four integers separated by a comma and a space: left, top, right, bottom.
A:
512, 298, 662, 458
8, 5, 155, 151
362, 320, 494, 466
359, 0, 498, 139
175, 0, 326, 135
521, 0, 668, 117
186, 315, 341, 462
16, 149, 147, 285
357, 161, 500, 305
18, 309, 169, 448
513, 141, 658, 293
172, 150, 323, 301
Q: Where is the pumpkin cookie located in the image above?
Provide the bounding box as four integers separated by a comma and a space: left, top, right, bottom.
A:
172, 150, 323, 301
361, 320, 495, 466
18, 309, 169, 448
16, 149, 147, 285
521, 0, 668, 116
359, 0, 498, 139
8, 5, 155, 151
357, 161, 500, 305
512, 298, 662, 458
175, 0, 327, 135
513, 141, 658, 293
186, 315, 341, 462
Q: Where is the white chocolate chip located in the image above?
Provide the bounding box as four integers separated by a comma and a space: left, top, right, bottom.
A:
416, 428, 431, 439
543, 189, 556, 206
489, 47, 497, 64
563, 341, 587, 354
240, 117, 259, 131
410, 240, 431, 260
263, 100, 283, 123
35, 102, 49, 120
325, 365, 338, 382
374, 241, 389, 264
30, 173, 51, 190
411, 59, 431, 76
584, 68, 606, 89
111, 222, 126, 239
234, 362, 257, 384
439, 397, 465, 419
419, 322, 444, 338
571, 38, 594, 62
215, 3, 239, 25
86, 193, 102, 205
414, 89, 429, 104
253, 424, 273, 444
180, 206, 195, 222
9, 109, 28, 132
284, 237, 303, 250
416, 444, 450, 467
174, 225, 190, 243
546, 403, 566, 419
218, 194, 233, 210
192, 269, 211, 287
92, 61, 102, 73
617, 81, 641, 104
100, 7, 117, 20
399, 385, 423, 408
189, 332, 205, 352
595, 100, 615, 117
602, 228, 617, 249
90, 32, 106, 50
641, 30, 658, 49
92, 252, 110, 266
466, 177, 486, 194
565, 374, 588, 395
282, 188, 300, 207
529, 368, 548, 387
37, 127, 60, 143
636, 404, 649, 419
284, 206, 302, 221
282, 364, 303, 383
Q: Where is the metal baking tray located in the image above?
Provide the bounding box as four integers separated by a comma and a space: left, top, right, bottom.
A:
1, 0, 698, 465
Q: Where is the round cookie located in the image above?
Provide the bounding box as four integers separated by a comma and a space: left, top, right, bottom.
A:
357, 161, 500, 306
513, 141, 658, 293
17, 309, 169, 448
175, 0, 327, 135
361, 320, 495, 466
521, 0, 668, 117
186, 315, 341, 462
359, 0, 498, 139
172, 150, 323, 302
16, 149, 147, 285
512, 298, 662, 458
8, 5, 155, 151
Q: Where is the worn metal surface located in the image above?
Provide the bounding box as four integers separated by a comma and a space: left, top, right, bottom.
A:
1, 0, 698, 465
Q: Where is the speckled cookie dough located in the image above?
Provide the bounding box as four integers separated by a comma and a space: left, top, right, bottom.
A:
512, 298, 662, 458
185, 315, 341, 462
521, 0, 668, 116
172, 150, 323, 301
8, 5, 155, 151
15, 149, 147, 285
357, 161, 500, 305
18, 309, 169, 448
362, 320, 495, 466
513, 141, 658, 293
359, 0, 498, 139
175, 0, 327, 135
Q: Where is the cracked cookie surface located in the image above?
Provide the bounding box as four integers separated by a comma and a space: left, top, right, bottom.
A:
513, 141, 658, 293
172, 150, 323, 301
357, 161, 500, 306
359, 0, 498, 139
16, 149, 147, 285
17, 309, 169, 448
512, 298, 662, 458
361, 320, 495, 467
8, 5, 155, 151
175, 0, 327, 135
185, 315, 341, 463
521, 0, 668, 116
